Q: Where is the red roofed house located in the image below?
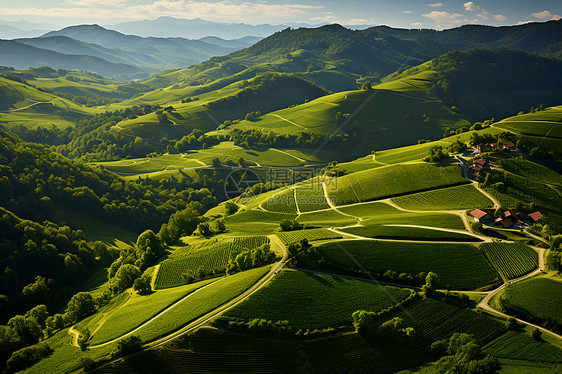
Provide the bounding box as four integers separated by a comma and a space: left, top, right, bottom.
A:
529, 211, 542, 222
472, 159, 488, 173
496, 210, 516, 228
470, 209, 492, 222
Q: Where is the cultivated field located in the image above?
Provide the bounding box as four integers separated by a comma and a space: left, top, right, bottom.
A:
311, 240, 500, 290
155, 236, 270, 289
392, 184, 493, 210
479, 242, 538, 281
225, 270, 414, 328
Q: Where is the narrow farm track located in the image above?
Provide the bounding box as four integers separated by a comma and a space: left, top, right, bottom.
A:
88, 279, 223, 348
269, 113, 308, 129
270, 148, 307, 163
322, 181, 362, 221
68, 326, 80, 348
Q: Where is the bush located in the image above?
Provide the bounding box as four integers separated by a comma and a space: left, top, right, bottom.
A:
133, 274, 152, 295
6, 343, 53, 373
114, 335, 142, 357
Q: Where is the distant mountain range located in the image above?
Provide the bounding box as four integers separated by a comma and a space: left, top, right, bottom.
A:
0, 24, 263, 79
106, 17, 373, 39
0, 40, 144, 78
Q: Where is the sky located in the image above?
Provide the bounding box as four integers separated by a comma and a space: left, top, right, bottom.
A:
0, 0, 561, 29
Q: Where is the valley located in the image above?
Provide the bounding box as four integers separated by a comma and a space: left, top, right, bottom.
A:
0, 16, 561, 374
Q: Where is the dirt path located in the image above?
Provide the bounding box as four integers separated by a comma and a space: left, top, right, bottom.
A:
270, 148, 307, 163
68, 326, 80, 348
322, 181, 362, 221
269, 114, 308, 129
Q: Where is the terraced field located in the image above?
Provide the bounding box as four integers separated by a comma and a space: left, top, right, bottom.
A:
479, 242, 538, 281
98, 327, 302, 374
337, 201, 466, 230
136, 266, 271, 343
329, 163, 467, 205
340, 224, 480, 242
225, 270, 414, 329
154, 236, 270, 289
311, 240, 500, 290
302, 332, 431, 374
276, 228, 342, 245
392, 184, 493, 210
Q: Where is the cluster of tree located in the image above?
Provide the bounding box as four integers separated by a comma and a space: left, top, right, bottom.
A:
206, 72, 327, 117
0, 207, 117, 321
429, 333, 500, 373
230, 129, 356, 151
107, 230, 166, 294
244, 111, 261, 121
172, 129, 223, 153
226, 244, 277, 275
0, 130, 217, 234
546, 234, 562, 273
218, 317, 334, 338
197, 219, 226, 237
353, 313, 416, 343
279, 219, 303, 231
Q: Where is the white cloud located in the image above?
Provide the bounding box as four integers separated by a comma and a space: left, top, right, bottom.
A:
422, 10, 462, 28
428, 3, 443, 7
0, 1, 323, 23
66, 0, 128, 6
516, 20, 534, 25
463, 2, 477, 11
531, 10, 562, 20
464, 18, 480, 23
403, 10, 412, 14
411, 22, 423, 27
478, 9, 490, 20
463, 2, 506, 23
349, 19, 369, 24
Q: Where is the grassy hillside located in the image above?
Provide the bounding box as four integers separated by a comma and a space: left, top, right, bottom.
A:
227, 88, 469, 154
